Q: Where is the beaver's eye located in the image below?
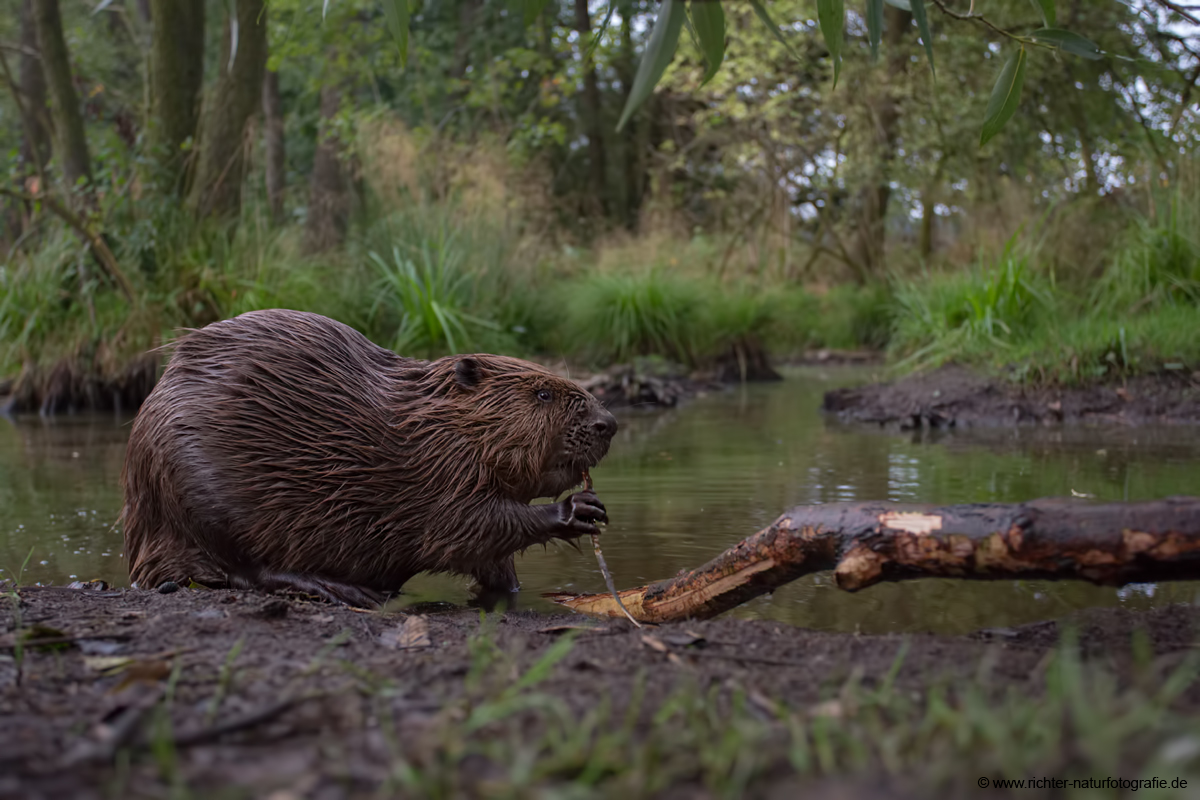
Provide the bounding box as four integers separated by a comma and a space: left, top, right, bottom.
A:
536, 389, 554, 403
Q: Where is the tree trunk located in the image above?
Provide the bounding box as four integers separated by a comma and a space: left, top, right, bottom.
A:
33, 0, 92, 192
551, 497, 1200, 623
148, 0, 205, 193
450, 0, 481, 81
189, 0, 268, 220
305, 83, 350, 252
262, 68, 286, 226
574, 0, 608, 215
616, 3, 643, 230
17, 0, 52, 178
850, 5, 910, 279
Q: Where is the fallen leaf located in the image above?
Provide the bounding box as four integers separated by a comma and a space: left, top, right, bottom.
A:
84, 656, 133, 674
808, 699, 845, 719
380, 616, 431, 649
109, 660, 172, 693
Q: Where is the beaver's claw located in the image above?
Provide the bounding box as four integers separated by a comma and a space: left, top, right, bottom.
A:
558, 489, 608, 538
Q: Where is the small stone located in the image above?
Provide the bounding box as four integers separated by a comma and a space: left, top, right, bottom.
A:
156, 581, 180, 594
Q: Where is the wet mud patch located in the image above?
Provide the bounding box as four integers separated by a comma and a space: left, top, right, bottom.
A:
3, 584, 1200, 798
823, 365, 1200, 428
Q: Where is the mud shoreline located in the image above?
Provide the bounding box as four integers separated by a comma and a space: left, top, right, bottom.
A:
3, 584, 1199, 798
823, 365, 1200, 428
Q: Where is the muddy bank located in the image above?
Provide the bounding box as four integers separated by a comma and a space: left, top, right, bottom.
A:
3, 584, 1199, 799
823, 365, 1200, 428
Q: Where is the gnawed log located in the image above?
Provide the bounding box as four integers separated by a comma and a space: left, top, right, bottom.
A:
548, 497, 1200, 623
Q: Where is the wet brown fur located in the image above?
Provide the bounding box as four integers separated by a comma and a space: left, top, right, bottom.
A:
121, 309, 616, 606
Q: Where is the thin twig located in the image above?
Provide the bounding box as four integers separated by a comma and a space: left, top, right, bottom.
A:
583, 471, 641, 628
170, 692, 320, 748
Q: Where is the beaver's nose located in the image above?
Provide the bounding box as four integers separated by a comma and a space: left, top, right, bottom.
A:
591, 410, 618, 439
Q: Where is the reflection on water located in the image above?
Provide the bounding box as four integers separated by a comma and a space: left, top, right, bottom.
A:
3, 366, 1199, 635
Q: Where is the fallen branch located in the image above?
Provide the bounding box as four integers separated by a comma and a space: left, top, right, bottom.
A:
548, 497, 1200, 623
0, 186, 135, 304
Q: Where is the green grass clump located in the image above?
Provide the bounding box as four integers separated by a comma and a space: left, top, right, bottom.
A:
368, 238, 500, 357
1091, 197, 1200, 315
890, 244, 1053, 371
563, 270, 706, 366
351, 627, 1200, 797
813, 282, 894, 351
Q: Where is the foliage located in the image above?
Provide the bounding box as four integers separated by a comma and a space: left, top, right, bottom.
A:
353, 625, 1200, 797
563, 270, 705, 366
368, 237, 499, 357
891, 239, 1054, 369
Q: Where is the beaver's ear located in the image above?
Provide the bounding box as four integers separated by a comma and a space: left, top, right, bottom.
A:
454, 357, 482, 389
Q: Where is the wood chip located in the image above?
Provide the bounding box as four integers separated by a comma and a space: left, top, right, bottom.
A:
379, 615, 431, 649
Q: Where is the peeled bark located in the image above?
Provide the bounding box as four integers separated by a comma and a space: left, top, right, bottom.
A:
33, 0, 92, 191
262, 68, 286, 226
574, 0, 608, 214
550, 497, 1200, 623
189, 0, 268, 219
304, 83, 349, 252
149, 0, 205, 193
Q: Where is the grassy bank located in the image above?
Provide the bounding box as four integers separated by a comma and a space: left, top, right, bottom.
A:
2, 164, 1197, 395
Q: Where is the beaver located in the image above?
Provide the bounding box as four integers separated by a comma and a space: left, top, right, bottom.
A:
121, 309, 617, 607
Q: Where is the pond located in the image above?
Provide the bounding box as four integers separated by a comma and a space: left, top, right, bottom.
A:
3, 366, 1199, 635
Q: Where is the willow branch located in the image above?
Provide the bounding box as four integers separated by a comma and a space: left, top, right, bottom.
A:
550, 497, 1200, 623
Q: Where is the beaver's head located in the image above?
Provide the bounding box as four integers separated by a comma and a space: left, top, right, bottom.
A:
402, 354, 617, 502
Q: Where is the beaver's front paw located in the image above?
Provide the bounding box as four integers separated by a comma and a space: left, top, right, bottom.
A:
554, 489, 608, 539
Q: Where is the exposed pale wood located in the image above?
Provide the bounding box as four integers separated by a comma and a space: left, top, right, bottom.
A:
549, 497, 1200, 623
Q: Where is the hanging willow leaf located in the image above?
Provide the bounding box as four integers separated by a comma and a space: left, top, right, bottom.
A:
910, 0, 935, 75
382, 0, 410, 64
866, 0, 884, 61
1031, 27, 1103, 60
691, 1, 726, 85
617, 0, 686, 131
1027, 0, 1056, 28
749, 0, 800, 60
981, 46, 1027, 145
817, 0, 845, 87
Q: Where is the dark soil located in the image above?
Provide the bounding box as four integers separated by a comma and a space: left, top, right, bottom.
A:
3, 584, 1199, 799
823, 365, 1200, 428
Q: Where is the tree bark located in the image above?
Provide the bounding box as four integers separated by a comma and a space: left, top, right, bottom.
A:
17, 0, 51, 177
33, 0, 92, 191
450, 0, 481, 82
189, 0, 268, 219
550, 497, 1200, 623
148, 0, 205, 193
305, 83, 350, 252
616, 3, 643, 230
262, 68, 286, 226
574, 0, 608, 215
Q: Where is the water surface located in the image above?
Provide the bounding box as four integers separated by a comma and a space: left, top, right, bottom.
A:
3, 367, 1199, 634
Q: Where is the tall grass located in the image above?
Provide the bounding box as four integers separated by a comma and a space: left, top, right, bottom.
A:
368, 240, 500, 357
890, 241, 1054, 371
1092, 192, 1200, 314
563, 270, 705, 365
